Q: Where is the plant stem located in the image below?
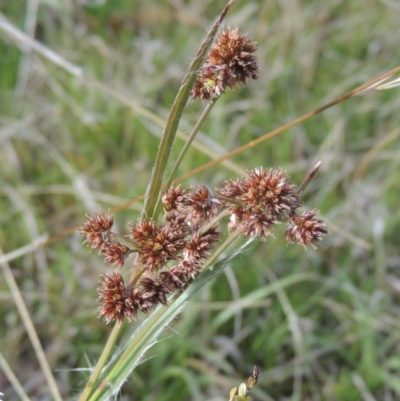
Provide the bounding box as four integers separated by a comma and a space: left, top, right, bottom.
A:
167, 101, 217, 188
297, 161, 321, 193
153, 100, 218, 220
201, 230, 242, 271
174, 64, 400, 183
78, 322, 124, 401
143, 2, 234, 219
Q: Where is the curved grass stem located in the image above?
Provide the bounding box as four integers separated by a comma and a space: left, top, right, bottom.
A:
166, 101, 217, 189
78, 322, 124, 401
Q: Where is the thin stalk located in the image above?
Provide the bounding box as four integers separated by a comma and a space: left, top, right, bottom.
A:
78, 322, 123, 401
143, 1, 235, 219
174, 65, 400, 183
153, 101, 218, 220
166, 101, 217, 189
0, 352, 31, 401
0, 247, 63, 401
297, 161, 321, 193
200, 230, 242, 271
200, 209, 231, 235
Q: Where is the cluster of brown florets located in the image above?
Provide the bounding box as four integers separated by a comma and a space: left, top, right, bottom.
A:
81, 168, 326, 324
191, 27, 259, 101
218, 167, 327, 244
81, 186, 222, 324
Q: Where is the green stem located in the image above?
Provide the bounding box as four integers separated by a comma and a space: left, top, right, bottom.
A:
167, 101, 217, 188
78, 322, 124, 401
143, 0, 234, 219
201, 230, 242, 271
153, 101, 218, 219
153, 101, 218, 220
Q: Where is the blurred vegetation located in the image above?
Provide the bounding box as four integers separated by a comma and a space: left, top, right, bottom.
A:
1, 0, 400, 400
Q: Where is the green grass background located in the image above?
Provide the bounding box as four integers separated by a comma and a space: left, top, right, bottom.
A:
1, 0, 400, 400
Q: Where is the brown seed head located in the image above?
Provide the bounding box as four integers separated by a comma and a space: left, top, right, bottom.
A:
286, 210, 328, 249
219, 168, 301, 218
183, 227, 221, 264
159, 268, 187, 291
191, 27, 258, 100
97, 272, 134, 323
180, 185, 220, 227
191, 64, 229, 101
178, 260, 201, 281
81, 211, 113, 249
101, 242, 131, 268
208, 27, 259, 84
130, 287, 153, 315
129, 218, 189, 271
140, 277, 173, 306
238, 206, 279, 240
162, 185, 187, 213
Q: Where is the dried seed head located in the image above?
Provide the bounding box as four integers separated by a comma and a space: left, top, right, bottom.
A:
219, 168, 301, 218
129, 219, 189, 271
130, 287, 153, 315
97, 272, 135, 323
238, 207, 279, 240
101, 242, 131, 268
191, 64, 229, 101
159, 268, 187, 291
180, 185, 220, 227
183, 227, 221, 264
208, 27, 259, 84
139, 277, 173, 306
191, 27, 259, 100
81, 211, 113, 249
286, 210, 328, 249
162, 185, 187, 213
178, 260, 201, 281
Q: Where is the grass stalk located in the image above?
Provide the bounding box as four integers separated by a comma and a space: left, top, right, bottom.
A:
0, 247, 63, 401
78, 322, 123, 401
143, 1, 235, 219
175, 64, 400, 181
165, 101, 217, 190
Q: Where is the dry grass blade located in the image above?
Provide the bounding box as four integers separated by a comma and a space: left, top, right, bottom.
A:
0, 12, 240, 177
0, 234, 48, 265
175, 65, 400, 182
355, 75, 400, 95
0, 247, 63, 401
0, 353, 30, 401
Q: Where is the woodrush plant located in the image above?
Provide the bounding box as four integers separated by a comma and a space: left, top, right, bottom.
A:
75, 1, 400, 399
2, 1, 400, 400
78, 3, 328, 400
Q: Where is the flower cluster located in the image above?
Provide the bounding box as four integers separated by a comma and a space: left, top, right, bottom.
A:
191, 27, 259, 101
221, 167, 327, 247
81, 168, 327, 324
